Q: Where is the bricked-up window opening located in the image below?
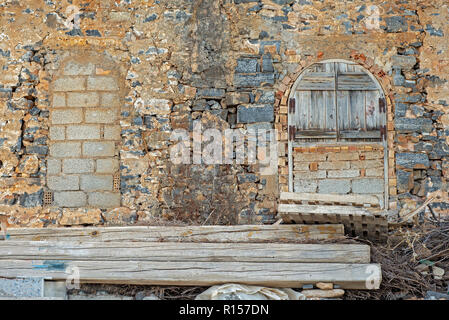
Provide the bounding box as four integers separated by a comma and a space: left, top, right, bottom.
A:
47, 56, 121, 209
287, 60, 388, 209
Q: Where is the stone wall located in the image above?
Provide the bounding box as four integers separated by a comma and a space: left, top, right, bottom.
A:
0, 0, 448, 227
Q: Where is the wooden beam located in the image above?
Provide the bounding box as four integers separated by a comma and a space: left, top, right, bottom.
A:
280, 192, 380, 207
4, 224, 344, 242
0, 260, 381, 289
278, 204, 380, 216
0, 241, 370, 264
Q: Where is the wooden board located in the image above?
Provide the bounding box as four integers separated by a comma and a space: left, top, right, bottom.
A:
0, 260, 381, 289
278, 204, 380, 216
3, 225, 344, 242
280, 192, 381, 207
0, 241, 371, 264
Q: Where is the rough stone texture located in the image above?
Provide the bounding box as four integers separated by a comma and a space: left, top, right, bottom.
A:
0, 0, 448, 226
352, 179, 384, 194
318, 179, 351, 194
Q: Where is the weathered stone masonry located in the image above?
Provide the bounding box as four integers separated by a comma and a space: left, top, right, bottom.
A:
0, 0, 448, 227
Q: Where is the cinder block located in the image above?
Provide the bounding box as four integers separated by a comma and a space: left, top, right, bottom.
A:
54, 191, 87, 207
53, 77, 85, 91
47, 158, 61, 175
352, 178, 384, 194
327, 152, 359, 161
350, 160, 383, 169
88, 192, 121, 208
293, 162, 310, 171
294, 180, 317, 193
327, 169, 360, 178
363, 151, 385, 160
81, 175, 113, 191
318, 179, 351, 194
63, 61, 95, 76
96, 158, 119, 173
318, 161, 350, 170
87, 76, 119, 91
366, 167, 384, 177
103, 125, 121, 140
67, 92, 99, 107
294, 171, 326, 180
47, 175, 79, 191
294, 153, 327, 162
63, 159, 95, 174
83, 141, 115, 157
50, 142, 81, 158
52, 93, 66, 107
49, 126, 65, 140
66, 125, 100, 140
101, 92, 120, 107
51, 109, 83, 124
85, 109, 117, 123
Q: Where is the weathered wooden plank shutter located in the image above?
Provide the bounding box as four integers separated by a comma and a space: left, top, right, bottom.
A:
293, 61, 384, 141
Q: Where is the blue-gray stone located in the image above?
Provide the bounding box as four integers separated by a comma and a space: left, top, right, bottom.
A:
235, 58, 259, 73
385, 16, 408, 33
237, 105, 274, 123
0, 278, 44, 298
395, 118, 433, 133
234, 73, 275, 87
196, 88, 225, 99
397, 170, 413, 193
396, 153, 430, 169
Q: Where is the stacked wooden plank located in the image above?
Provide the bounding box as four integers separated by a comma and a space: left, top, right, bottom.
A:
278, 192, 388, 241
0, 225, 381, 290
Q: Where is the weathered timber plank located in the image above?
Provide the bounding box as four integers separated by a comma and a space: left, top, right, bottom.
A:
0, 260, 381, 289
280, 192, 380, 207
278, 204, 380, 216
4, 225, 344, 242
0, 241, 370, 264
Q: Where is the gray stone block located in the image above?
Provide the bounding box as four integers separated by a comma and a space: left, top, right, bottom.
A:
88, 192, 121, 208
0, 278, 44, 298
49, 126, 65, 140
234, 73, 275, 87
52, 93, 66, 107
64, 61, 95, 76
196, 88, 225, 99
96, 159, 119, 173
66, 125, 100, 140
85, 109, 118, 123
47, 158, 61, 175
54, 191, 87, 207
80, 175, 113, 191
237, 104, 274, 123
87, 76, 119, 91
294, 180, 317, 193
50, 142, 81, 158
318, 179, 351, 194
53, 77, 85, 91
101, 92, 120, 107
47, 175, 79, 191
395, 118, 433, 133
83, 141, 115, 157
327, 169, 360, 178
385, 16, 408, 33
63, 159, 95, 174
396, 153, 430, 169
67, 92, 100, 107
235, 58, 259, 73
352, 178, 384, 194
51, 109, 83, 124
392, 55, 417, 69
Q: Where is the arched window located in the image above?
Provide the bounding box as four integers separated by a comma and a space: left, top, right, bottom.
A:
289, 60, 386, 141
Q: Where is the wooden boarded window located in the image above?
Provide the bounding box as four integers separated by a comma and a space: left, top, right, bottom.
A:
290, 62, 386, 141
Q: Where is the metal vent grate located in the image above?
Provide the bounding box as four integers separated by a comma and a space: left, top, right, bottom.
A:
43, 191, 53, 205
113, 172, 121, 192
